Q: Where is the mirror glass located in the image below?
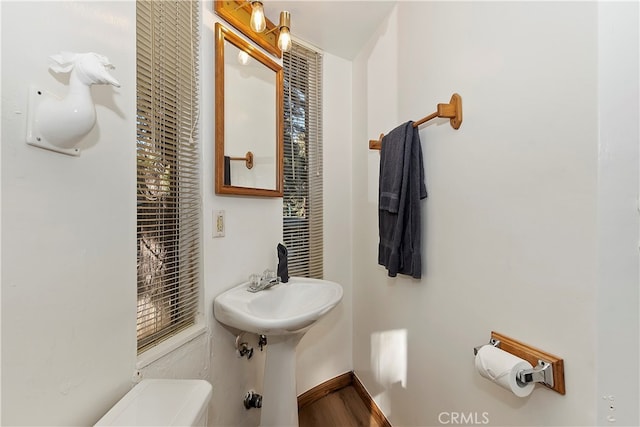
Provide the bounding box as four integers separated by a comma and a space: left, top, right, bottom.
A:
215, 23, 283, 197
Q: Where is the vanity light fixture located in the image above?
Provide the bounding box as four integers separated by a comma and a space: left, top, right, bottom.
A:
251, 4, 292, 53
214, 1, 290, 57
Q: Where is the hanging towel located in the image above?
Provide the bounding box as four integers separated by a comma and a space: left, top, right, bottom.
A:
378, 121, 427, 279
224, 156, 231, 186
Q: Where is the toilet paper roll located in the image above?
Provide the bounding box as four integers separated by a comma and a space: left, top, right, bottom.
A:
475, 345, 535, 397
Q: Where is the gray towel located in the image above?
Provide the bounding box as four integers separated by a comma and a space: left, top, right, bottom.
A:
378, 123, 410, 213
378, 121, 427, 278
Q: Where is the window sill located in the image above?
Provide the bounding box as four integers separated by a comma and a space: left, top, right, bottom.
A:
136, 323, 208, 370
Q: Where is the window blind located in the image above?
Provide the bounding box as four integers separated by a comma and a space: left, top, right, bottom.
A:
136, 0, 200, 353
282, 42, 323, 278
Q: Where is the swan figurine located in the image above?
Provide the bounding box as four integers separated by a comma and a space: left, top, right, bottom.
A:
35, 51, 120, 150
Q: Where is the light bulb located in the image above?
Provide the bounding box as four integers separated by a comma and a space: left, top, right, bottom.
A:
250, 1, 266, 33
278, 27, 292, 52
277, 11, 292, 52
237, 50, 249, 65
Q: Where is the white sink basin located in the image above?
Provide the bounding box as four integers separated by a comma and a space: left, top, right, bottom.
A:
213, 276, 343, 335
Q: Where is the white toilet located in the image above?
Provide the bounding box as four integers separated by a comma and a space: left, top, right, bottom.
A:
95, 379, 212, 426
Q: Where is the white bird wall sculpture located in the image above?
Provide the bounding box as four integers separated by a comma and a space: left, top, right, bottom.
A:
36, 52, 120, 149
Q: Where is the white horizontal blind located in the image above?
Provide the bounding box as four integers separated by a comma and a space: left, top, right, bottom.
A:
282, 42, 323, 278
136, 0, 200, 353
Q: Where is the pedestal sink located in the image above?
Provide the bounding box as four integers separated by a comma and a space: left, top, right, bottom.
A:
213, 277, 343, 427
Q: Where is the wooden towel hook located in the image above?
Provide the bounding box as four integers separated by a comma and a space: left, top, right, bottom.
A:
369, 93, 463, 150
228, 151, 254, 169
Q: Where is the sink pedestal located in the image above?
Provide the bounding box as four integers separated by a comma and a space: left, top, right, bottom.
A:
260, 332, 304, 427
213, 277, 343, 426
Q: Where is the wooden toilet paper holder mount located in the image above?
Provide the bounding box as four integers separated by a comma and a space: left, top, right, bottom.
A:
473, 331, 566, 395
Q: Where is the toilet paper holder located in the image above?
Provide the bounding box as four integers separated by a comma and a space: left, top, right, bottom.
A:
474, 331, 565, 395
473, 339, 554, 388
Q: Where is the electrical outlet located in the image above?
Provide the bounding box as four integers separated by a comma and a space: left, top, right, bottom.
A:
602, 395, 616, 423
213, 210, 225, 237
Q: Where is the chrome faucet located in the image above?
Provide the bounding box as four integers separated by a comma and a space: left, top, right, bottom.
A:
247, 270, 281, 293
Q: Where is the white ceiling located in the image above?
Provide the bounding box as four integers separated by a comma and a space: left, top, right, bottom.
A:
263, 1, 396, 60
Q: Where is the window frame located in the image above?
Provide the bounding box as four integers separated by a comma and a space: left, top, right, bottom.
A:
282, 41, 323, 279
135, 0, 202, 354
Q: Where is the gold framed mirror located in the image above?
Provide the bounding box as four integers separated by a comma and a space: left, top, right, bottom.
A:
215, 23, 284, 197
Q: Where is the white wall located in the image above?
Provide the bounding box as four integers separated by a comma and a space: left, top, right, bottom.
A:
1, 2, 137, 425
202, 8, 282, 425
596, 2, 639, 425
1, 2, 353, 426
5, 1, 636, 426
352, 2, 638, 426
202, 6, 353, 425
296, 49, 353, 395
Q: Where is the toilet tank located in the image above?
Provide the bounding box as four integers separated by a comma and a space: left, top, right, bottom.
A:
95, 379, 213, 426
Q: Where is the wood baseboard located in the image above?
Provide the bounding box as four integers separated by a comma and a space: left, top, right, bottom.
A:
351, 373, 392, 427
297, 371, 392, 427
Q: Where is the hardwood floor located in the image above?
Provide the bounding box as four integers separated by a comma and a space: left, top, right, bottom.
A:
298, 372, 391, 427
299, 385, 385, 427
